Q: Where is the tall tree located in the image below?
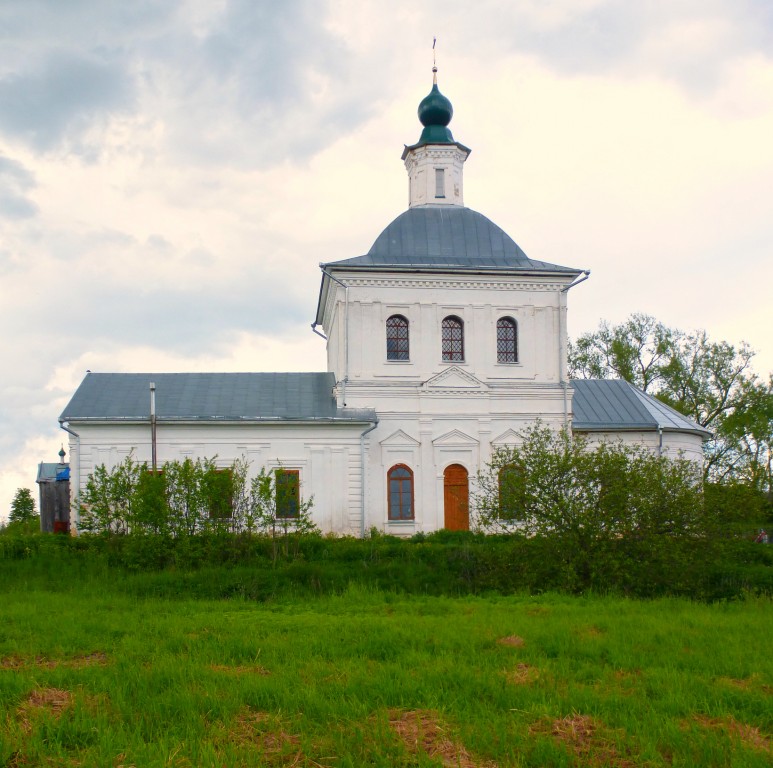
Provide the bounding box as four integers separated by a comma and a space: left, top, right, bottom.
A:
9, 488, 36, 523
570, 314, 773, 490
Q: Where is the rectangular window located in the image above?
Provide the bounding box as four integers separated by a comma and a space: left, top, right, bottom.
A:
435, 168, 445, 198
276, 469, 300, 518
207, 468, 234, 520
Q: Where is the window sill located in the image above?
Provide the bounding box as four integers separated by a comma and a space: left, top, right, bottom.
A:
386, 360, 412, 364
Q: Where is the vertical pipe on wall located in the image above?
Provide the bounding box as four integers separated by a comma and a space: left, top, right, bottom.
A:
360, 420, 379, 538
150, 381, 157, 473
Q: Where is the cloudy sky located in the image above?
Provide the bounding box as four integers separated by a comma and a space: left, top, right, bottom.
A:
1, 0, 772, 521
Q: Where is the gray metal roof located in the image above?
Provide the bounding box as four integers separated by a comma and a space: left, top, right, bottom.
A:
323, 206, 582, 274
571, 379, 711, 439
60, 372, 376, 424
37, 462, 69, 483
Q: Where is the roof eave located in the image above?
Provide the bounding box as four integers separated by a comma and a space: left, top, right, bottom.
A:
401, 140, 471, 161
319, 263, 584, 279
60, 416, 376, 426
573, 424, 712, 440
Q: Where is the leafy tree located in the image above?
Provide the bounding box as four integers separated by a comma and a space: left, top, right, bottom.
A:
473, 425, 710, 589
474, 425, 705, 540
250, 466, 318, 561
570, 313, 773, 490
9, 488, 36, 524
78, 454, 316, 547
79, 454, 144, 534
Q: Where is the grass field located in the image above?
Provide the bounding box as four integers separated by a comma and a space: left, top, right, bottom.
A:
1, 566, 772, 766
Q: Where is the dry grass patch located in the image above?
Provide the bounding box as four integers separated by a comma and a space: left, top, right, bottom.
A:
505, 663, 540, 686
17, 688, 72, 733
209, 663, 270, 676
213, 709, 332, 767
693, 715, 773, 753
576, 625, 604, 640
1, 652, 107, 670
715, 674, 769, 693
389, 709, 496, 768
496, 635, 525, 648
532, 714, 637, 768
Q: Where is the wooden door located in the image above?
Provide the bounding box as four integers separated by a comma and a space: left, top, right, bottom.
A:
443, 464, 469, 531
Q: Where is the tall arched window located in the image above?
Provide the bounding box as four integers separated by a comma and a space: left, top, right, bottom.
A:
497, 317, 518, 363
386, 315, 409, 361
387, 464, 414, 520
442, 316, 464, 362
498, 464, 524, 522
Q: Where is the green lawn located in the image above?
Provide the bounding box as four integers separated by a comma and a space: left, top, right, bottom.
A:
1, 572, 772, 766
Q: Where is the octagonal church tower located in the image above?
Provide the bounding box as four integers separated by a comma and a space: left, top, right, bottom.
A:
314, 69, 587, 534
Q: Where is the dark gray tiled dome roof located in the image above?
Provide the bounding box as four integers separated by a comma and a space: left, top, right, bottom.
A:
324, 206, 580, 273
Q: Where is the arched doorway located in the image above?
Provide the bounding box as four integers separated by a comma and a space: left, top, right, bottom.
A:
443, 464, 469, 531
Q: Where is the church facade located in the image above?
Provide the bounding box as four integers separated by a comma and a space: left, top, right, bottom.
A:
59, 74, 709, 536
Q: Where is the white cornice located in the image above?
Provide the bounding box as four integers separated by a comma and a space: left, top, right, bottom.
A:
324, 275, 576, 291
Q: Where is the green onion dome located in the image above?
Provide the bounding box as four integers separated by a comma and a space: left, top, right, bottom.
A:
415, 78, 455, 145
418, 83, 453, 127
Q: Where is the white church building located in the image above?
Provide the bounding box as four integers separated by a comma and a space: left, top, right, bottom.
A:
59, 72, 709, 536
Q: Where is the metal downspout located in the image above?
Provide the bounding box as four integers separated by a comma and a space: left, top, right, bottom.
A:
559, 271, 591, 432
321, 269, 349, 406
658, 425, 663, 457
58, 420, 80, 530
150, 382, 157, 473
360, 419, 379, 538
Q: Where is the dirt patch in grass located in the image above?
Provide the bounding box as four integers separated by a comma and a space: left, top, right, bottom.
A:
214, 709, 333, 767
209, 663, 270, 676
17, 688, 72, 733
693, 715, 772, 753
389, 709, 496, 768
716, 675, 769, 693
576, 625, 604, 639
1, 652, 107, 670
614, 669, 642, 680
496, 635, 525, 648
506, 663, 540, 686
532, 714, 637, 767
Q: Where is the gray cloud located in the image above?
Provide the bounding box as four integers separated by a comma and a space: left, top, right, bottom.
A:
0, 226, 314, 361
0, 50, 135, 152
441, 0, 773, 96
0, 0, 377, 167
0, 156, 38, 218
142, 0, 375, 168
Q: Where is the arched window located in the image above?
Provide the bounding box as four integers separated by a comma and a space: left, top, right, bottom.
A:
442, 316, 464, 362
386, 315, 409, 361
498, 464, 524, 521
497, 317, 518, 363
387, 464, 414, 520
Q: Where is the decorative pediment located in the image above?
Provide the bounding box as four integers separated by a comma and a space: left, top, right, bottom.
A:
423, 366, 488, 391
432, 429, 479, 447
380, 429, 421, 447
491, 428, 521, 446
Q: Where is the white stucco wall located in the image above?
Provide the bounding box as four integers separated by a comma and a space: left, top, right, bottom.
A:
576, 429, 706, 464
65, 421, 371, 535
319, 271, 575, 387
